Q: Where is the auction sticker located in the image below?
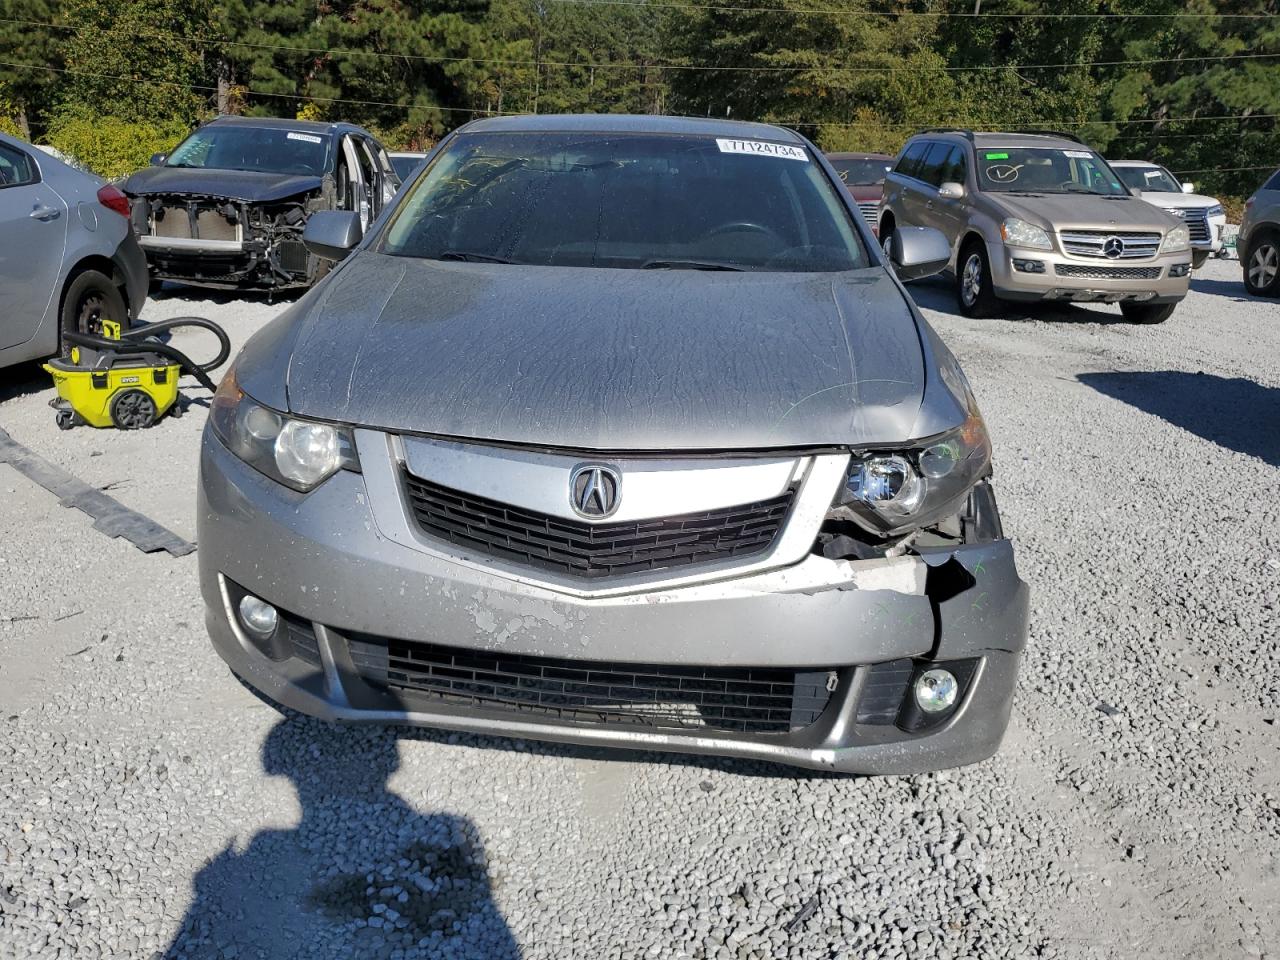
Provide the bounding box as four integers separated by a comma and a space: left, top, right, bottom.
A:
1063, 150, 1093, 159
287, 132, 323, 144
716, 138, 808, 161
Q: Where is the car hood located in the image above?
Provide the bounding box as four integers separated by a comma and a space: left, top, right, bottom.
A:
122, 167, 325, 203
274, 252, 928, 451
1134, 191, 1221, 210
994, 193, 1179, 231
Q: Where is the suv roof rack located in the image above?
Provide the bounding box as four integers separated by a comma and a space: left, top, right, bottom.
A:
916, 128, 975, 141
1013, 129, 1087, 144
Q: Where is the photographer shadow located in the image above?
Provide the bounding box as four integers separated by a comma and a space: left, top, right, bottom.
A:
164, 717, 518, 959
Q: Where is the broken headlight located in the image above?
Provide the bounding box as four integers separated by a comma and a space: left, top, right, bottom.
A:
209, 369, 360, 492
842, 407, 992, 536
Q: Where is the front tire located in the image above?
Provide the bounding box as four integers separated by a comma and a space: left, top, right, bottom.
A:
61, 269, 128, 355
956, 242, 1001, 318
1244, 230, 1280, 297
1119, 301, 1177, 324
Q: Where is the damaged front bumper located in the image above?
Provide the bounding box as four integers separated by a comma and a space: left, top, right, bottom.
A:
130, 193, 322, 289
197, 432, 1030, 775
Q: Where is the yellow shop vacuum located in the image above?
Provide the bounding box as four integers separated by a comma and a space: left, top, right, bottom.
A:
44, 316, 230, 430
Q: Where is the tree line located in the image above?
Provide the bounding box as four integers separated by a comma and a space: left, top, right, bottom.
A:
1, 0, 1276, 198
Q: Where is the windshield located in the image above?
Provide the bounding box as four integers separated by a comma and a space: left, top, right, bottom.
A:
830, 157, 892, 186
166, 126, 331, 176
976, 147, 1127, 196
380, 132, 867, 272
1115, 165, 1182, 193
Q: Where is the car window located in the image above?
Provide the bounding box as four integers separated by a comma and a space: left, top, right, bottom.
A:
1265, 169, 1280, 191
829, 157, 892, 185
940, 145, 967, 185
975, 147, 1128, 196
894, 141, 930, 180
917, 142, 953, 187
390, 155, 424, 180
1115, 165, 1182, 193
380, 132, 868, 272
0, 142, 38, 188
166, 126, 332, 176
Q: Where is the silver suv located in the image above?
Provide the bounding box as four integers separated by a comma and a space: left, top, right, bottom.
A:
1240, 167, 1280, 297
879, 130, 1193, 323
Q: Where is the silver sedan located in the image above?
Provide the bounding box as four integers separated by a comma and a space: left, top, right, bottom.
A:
0, 132, 148, 369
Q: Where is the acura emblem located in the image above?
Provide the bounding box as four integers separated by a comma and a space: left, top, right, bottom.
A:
570, 464, 620, 519
1102, 236, 1125, 259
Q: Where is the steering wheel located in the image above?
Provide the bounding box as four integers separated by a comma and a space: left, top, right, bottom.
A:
702, 221, 780, 241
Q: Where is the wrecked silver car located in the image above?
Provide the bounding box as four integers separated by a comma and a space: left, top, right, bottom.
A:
123, 116, 399, 291
198, 114, 1030, 775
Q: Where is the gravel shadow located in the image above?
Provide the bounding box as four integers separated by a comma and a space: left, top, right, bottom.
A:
1189, 275, 1271, 302
1078, 369, 1280, 466
163, 717, 519, 959
0, 360, 50, 404
904, 277, 1131, 325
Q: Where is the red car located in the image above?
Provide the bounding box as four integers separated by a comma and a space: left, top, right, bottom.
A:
826, 152, 893, 237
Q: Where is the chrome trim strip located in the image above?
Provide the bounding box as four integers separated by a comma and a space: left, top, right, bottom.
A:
358, 429, 850, 599
400, 434, 798, 524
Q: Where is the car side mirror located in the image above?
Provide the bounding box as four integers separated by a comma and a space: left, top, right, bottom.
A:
150, 153, 167, 166
1181, 182, 1195, 194
937, 181, 965, 200
1128, 186, 1143, 198
889, 226, 951, 281
303, 210, 363, 261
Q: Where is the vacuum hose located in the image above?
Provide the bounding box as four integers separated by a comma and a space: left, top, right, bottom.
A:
62, 316, 231, 393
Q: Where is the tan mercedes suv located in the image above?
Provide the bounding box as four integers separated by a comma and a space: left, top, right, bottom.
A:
879, 130, 1192, 323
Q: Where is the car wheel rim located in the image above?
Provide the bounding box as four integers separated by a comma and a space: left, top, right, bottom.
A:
1249, 244, 1278, 288
961, 254, 982, 305
76, 292, 106, 336
882, 234, 893, 260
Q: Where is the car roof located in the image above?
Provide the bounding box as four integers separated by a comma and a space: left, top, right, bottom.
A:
1108, 160, 1165, 168
909, 131, 1095, 151
825, 152, 893, 161
462, 113, 806, 143
204, 115, 365, 136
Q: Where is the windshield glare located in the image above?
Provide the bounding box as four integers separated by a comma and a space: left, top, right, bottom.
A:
166, 126, 331, 176
831, 158, 892, 185
380, 132, 867, 272
1115, 165, 1182, 193
976, 147, 1128, 196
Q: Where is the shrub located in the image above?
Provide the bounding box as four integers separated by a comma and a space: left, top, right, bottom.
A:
44, 110, 190, 180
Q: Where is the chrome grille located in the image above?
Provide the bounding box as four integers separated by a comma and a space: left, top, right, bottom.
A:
1054, 264, 1162, 280
856, 200, 879, 226
1059, 230, 1162, 260
1166, 207, 1211, 244
402, 472, 795, 580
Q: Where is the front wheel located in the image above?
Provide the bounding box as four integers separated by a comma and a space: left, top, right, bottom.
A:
956, 244, 1001, 318
1119, 301, 1177, 324
1244, 230, 1280, 297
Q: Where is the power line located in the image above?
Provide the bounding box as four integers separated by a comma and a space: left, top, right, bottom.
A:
551, 0, 1280, 19
0, 60, 509, 116
1172, 165, 1278, 174
776, 112, 1280, 129
3, 16, 1277, 76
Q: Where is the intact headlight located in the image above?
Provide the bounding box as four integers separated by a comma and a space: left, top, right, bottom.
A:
842, 408, 992, 536
209, 369, 360, 492
1000, 217, 1052, 250
1205, 204, 1224, 218
1162, 224, 1191, 253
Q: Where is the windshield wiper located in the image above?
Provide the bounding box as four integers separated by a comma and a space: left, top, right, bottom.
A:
640, 259, 744, 271
433, 251, 520, 264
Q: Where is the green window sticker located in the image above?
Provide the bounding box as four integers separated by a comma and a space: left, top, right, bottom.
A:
985, 152, 1009, 160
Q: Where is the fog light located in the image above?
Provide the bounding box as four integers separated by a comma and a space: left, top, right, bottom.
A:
914, 668, 959, 713
1169, 263, 1190, 278
1012, 258, 1045, 274
238, 595, 279, 636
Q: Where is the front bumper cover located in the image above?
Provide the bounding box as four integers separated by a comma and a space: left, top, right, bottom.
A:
198, 432, 1031, 775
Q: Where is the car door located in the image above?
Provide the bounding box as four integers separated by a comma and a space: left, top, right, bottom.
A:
0, 141, 68, 351
885, 140, 931, 230
906, 141, 952, 234
365, 138, 400, 208
928, 144, 969, 248
340, 134, 373, 230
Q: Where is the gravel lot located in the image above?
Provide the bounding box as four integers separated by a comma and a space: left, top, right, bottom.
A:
1, 258, 1277, 960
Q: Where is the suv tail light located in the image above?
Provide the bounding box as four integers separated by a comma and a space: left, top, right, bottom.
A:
96, 184, 131, 218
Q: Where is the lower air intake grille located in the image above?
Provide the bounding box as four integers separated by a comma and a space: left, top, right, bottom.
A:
350, 637, 837, 735
402, 473, 794, 580
1054, 263, 1162, 280
274, 239, 310, 274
